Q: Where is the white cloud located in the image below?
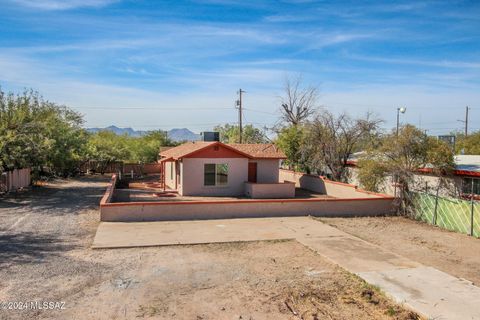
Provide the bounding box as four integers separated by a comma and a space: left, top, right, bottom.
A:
347, 54, 480, 69
10, 0, 119, 10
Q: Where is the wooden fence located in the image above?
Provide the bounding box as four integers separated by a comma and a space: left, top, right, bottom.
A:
0, 168, 31, 193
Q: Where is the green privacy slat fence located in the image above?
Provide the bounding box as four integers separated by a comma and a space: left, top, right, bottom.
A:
410, 192, 479, 238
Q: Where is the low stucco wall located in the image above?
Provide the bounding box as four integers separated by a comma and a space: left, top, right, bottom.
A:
100, 171, 395, 222
100, 197, 394, 222
245, 182, 295, 199
100, 174, 117, 205
279, 169, 382, 199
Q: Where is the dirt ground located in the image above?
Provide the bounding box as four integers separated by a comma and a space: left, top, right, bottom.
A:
320, 216, 480, 286
0, 177, 419, 320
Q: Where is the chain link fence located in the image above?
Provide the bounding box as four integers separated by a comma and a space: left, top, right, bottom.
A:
407, 191, 479, 238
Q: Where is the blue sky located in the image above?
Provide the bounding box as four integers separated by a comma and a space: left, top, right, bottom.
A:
0, 0, 479, 134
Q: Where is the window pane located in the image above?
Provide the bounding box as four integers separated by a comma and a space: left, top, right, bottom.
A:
463, 178, 480, 195
463, 178, 472, 194
204, 164, 216, 186
216, 164, 228, 185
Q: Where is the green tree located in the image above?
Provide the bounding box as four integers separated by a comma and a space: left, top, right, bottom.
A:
275, 125, 307, 171
356, 158, 388, 193
131, 130, 174, 163
213, 124, 268, 144
0, 88, 87, 177
86, 131, 131, 174
86, 130, 176, 174
456, 131, 480, 155
275, 75, 319, 171
357, 125, 455, 213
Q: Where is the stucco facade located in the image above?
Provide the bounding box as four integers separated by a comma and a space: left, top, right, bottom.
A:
181, 157, 248, 196
252, 159, 280, 183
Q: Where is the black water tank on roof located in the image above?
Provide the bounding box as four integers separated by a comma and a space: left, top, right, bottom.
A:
201, 132, 220, 142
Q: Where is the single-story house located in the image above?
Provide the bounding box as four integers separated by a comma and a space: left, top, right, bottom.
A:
158, 140, 295, 198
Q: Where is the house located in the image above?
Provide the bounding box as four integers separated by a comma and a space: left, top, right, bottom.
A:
158, 138, 294, 198
347, 153, 480, 199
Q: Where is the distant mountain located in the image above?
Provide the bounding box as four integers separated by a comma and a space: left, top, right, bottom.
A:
167, 128, 200, 142
86, 125, 200, 142
87, 125, 147, 137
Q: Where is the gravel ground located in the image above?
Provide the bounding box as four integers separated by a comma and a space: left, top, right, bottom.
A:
320, 216, 480, 286
0, 177, 419, 320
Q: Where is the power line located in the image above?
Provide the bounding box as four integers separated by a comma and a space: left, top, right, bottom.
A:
242, 108, 278, 115
73, 106, 233, 110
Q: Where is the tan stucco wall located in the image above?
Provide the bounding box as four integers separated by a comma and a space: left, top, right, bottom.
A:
178, 161, 183, 195
164, 161, 176, 189
279, 169, 381, 198
253, 159, 280, 183
101, 198, 394, 222
181, 157, 248, 196
280, 170, 327, 193
245, 182, 295, 198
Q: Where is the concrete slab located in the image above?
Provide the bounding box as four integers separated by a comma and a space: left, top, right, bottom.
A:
92, 217, 298, 248
92, 216, 480, 319
359, 266, 480, 320
297, 235, 421, 273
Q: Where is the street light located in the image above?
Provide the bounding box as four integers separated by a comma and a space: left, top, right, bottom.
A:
396, 107, 406, 136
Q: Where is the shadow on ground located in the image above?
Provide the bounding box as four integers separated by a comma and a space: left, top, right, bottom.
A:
0, 231, 78, 268
0, 176, 110, 215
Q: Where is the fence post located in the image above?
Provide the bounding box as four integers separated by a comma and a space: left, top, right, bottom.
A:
471, 179, 475, 236
432, 183, 440, 225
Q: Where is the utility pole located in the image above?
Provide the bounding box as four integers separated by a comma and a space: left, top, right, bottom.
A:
396, 107, 406, 137
458, 106, 470, 137
465, 106, 469, 137
236, 89, 245, 143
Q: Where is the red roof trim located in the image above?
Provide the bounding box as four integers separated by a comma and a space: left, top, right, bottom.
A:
179, 141, 253, 159
453, 170, 480, 177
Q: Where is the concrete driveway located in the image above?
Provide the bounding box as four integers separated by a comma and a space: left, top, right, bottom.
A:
93, 216, 480, 320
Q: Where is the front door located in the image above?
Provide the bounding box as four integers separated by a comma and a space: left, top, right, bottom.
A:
248, 162, 257, 183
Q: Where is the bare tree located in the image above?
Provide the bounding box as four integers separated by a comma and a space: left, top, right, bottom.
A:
279, 75, 318, 126
301, 111, 382, 182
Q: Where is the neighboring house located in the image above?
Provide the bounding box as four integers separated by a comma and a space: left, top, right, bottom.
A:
158, 139, 293, 198
347, 153, 480, 198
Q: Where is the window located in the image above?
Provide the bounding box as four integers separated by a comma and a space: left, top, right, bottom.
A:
204, 163, 228, 186
170, 163, 174, 180
204, 164, 216, 186
216, 164, 228, 185
462, 178, 480, 195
